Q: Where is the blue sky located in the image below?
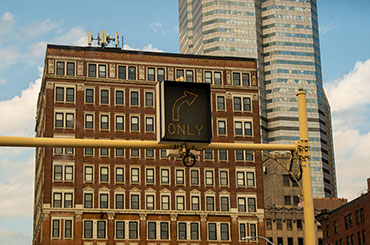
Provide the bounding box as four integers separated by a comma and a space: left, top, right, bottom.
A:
0, 0, 370, 244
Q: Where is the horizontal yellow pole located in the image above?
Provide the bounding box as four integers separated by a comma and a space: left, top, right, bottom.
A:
0, 136, 297, 151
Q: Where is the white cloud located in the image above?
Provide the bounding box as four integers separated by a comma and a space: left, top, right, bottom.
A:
325, 59, 370, 201
20, 19, 58, 39
0, 46, 20, 68
0, 229, 31, 245
52, 27, 86, 46
26, 41, 47, 61
142, 44, 163, 52
149, 22, 166, 36
0, 77, 41, 137
320, 22, 336, 35
325, 59, 370, 112
0, 12, 15, 38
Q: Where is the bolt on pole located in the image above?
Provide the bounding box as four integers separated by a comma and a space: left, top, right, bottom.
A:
297, 90, 316, 245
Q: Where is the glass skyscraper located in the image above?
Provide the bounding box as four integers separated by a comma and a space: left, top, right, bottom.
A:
179, 0, 337, 197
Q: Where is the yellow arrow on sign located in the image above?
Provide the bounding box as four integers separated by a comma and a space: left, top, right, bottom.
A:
171, 91, 198, 121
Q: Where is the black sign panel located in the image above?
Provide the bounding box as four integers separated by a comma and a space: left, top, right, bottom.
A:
157, 81, 212, 143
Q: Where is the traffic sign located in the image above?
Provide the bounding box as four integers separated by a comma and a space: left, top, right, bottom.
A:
157, 81, 212, 143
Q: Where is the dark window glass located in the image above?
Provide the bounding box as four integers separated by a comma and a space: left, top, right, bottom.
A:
205, 71, 212, 84
266, 219, 272, 230
56, 87, 64, 101
239, 223, 246, 240
204, 150, 213, 160
176, 69, 184, 79
52, 220, 60, 238
128, 66, 136, 80
221, 196, 229, 211
98, 64, 106, 78
214, 72, 222, 84
85, 89, 94, 103
208, 223, 217, 240
220, 171, 228, 186
145, 92, 153, 107
88, 64, 96, 77
178, 222, 187, 240
190, 170, 199, 185
101, 89, 109, 104
243, 98, 251, 111
191, 196, 199, 211
66, 62, 74, 76
148, 222, 156, 239
84, 193, 93, 208
217, 96, 225, 110
100, 115, 109, 130
283, 175, 290, 186
248, 197, 256, 212
84, 221, 93, 238
285, 195, 292, 205
64, 193, 73, 208
206, 196, 214, 211
100, 167, 109, 182
234, 97, 242, 111
190, 223, 199, 240
186, 70, 193, 82
129, 221, 138, 239
53, 193, 62, 207
221, 223, 229, 240
54, 165, 62, 180
219, 150, 227, 160
277, 219, 282, 230
146, 117, 154, 132
157, 68, 165, 81
147, 68, 155, 81
116, 194, 124, 209
160, 222, 169, 239
131, 116, 139, 131
218, 121, 226, 135
116, 90, 124, 105
116, 115, 124, 131
233, 72, 240, 85
116, 167, 124, 182
56, 62, 64, 75
131, 194, 139, 209
97, 221, 106, 238
287, 219, 292, 230
100, 193, 108, 208
118, 66, 126, 79
65, 113, 74, 128
64, 220, 72, 238
242, 73, 250, 86
116, 221, 125, 239
85, 114, 93, 129
131, 91, 139, 106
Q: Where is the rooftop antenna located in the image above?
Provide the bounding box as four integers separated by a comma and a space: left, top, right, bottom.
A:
88, 31, 120, 48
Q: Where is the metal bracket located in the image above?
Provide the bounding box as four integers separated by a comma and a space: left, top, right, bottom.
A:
295, 140, 310, 163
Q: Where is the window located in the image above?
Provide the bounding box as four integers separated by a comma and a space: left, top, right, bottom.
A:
360, 208, 365, 222
131, 167, 140, 183
55, 112, 75, 128
100, 148, 108, 157
238, 197, 246, 212
129, 221, 138, 239
67, 62, 75, 76
100, 89, 109, 104
130, 91, 139, 106
66, 88, 74, 102
130, 116, 139, 131
85, 147, 93, 156
161, 195, 170, 210
116, 148, 124, 157
131, 148, 139, 159
128, 66, 136, 80
54, 165, 62, 180
186, 70, 193, 82
146, 195, 155, 210
206, 196, 214, 211
208, 223, 217, 240
247, 172, 255, 186
205, 71, 212, 84
266, 219, 272, 230
147, 222, 156, 239
176, 169, 184, 185
157, 68, 165, 81
218, 120, 226, 135
100, 114, 109, 130
233, 72, 240, 85
334, 221, 338, 233
145, 117, 154, 132
243, 98, 251, 111
250, 223, 257, 240
64, 220, 72, 238
160, 222, 169, 239
100, 167, 109, 182
234, 97, 251, 111
234, 120, 252, 136
160, 169, 169, 184
242, 73, 250, 86
237, 172, 245, 186
85, 114, 94, 129
239, 223, 246, 241
56, 62, 64, 75
115, 194, 124, 209
160, 149, 168, 159
116, 115, 124, 131
217, 96, 225, 110
85, 88, 94, 103
297, 219, 303, 230
84, 193, 93, 208
53, 193, 62, 207
293, 196, 300, 206
276, 219, 282, 230
100, 193, 108, 208
88, 64, 96, 77
84, 166, 93, 182
214, 72, 222, 85
345, 215, 349, 229
349, 214, 353, 227
176, 69, 184, 80
176, 196, 185, 210
221, 196, 229, 211
64, 193, 73, 208
52, 220, 60, 238
145, 92, 154, 107
221, 223, 229, 240
234, 97, 242, 111
191, 196, 200, 211
147, 68, 155, 81
131, 194, 139, 209
98, 64, 106, 78
220, 170, 229, 186
146, 168, 155, 184
115, 167, 124, 183
178, 222, 187, 240
115, 90, 124, 105
116, 221, 125, 239
84, 220, 93, 238
97, 221, 106, 238
118, 65, 126, 79
190, 169, 199, 185
287, 219, 292, 230
204, 150, 213, 160
248, 197, 256, 212
205, 170, 214, 185
191, 223, 199, 240
283, 175, 290, 186
219, 150, 227, 161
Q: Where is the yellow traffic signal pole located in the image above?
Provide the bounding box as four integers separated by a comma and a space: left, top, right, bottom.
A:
0, 91, 315, 244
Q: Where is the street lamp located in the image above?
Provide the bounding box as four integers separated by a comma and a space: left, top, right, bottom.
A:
242, 236, 275, 245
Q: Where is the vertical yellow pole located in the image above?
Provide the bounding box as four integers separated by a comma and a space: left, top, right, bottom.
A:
297, 90, 316, 245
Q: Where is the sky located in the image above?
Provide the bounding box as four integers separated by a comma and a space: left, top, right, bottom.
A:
0, 0, 370, 243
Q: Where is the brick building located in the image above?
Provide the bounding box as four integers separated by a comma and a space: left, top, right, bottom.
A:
33, 44, 264, 244
317, 178, 370, 245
